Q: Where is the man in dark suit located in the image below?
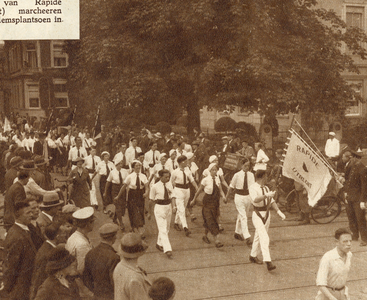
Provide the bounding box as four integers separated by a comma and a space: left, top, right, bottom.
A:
4, 170, 29, 231
3, 200, 37, 300
342, 150, 367, 246
30, 223, 61, 300
28, 197, 44, 251
83, 223, 120, 300
33, 133, 45, 156
4, 156, 23, 192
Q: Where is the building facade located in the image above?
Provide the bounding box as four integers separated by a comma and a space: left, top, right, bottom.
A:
2, 40, 69, 120
200, 0, 367, 135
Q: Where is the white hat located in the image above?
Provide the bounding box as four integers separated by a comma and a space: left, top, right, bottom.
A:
209, 155, 218, 163
329, 132, 336, 136
155, 132, 162, 138
159, 153, 167, 160
114, 158, 123, 166
169, 149, 177, 156
72, 207, 94, 220
170, 132, 175, 136
186, 152, 194, 160
131, 159, 142, 166
101, 151, 110, 158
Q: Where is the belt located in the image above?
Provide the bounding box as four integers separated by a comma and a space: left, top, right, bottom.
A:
175, 183, 190, 189
155, 199, 171, 205
327, 286, 345, 291
235, 188, 249, 196
253, 206, 267, 211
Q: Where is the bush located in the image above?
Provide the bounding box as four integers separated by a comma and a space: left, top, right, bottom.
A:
214, 117, 237, 132
176, 116, 188, 127
155, 121, 172, 135
236, 122, 258, 141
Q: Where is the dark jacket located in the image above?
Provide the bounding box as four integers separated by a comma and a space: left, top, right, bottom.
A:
3, 224, 37, 300
83, 242, 120, 299
34, 275, 80, 300
4, 181, 26, 231
30, 241, 56, 300
344, 158, 367, 202
4, 167, 18, 191
33, 141, 44, 156
28, 222, 45, 251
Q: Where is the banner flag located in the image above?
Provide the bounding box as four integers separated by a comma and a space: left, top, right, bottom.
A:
282, 129, 332, 207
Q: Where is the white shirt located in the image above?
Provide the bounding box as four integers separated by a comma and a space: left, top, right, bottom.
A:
316, 247, 352, 288
325, 138, 340, 158
165, 158, 178, 174
200, 175, 221, 195
202, 167, 224, 178
107, 168, 128, 184
124, 172, 148, 189
171, 168, 194, 186
150, 181, 174, 200
65, 230, 92, 273
68, 146, 88, 161
83, 137, 96, 149
187, 162, 199, 177
249, 182, 275, 207
113, 152, 126, 165
149, 163, 166, 180
22, 137, 34, 152
144, 150, 160, 169
95, 160, 115, 176
254, 149, 269, 171
184, 144, 192, 153
84, 155, 101, 172
125, 146, 142, 165
229, 170, 255, 190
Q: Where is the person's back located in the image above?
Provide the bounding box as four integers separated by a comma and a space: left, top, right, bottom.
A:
148, 277, 175, 300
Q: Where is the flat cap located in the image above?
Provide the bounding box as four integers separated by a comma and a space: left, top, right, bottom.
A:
99, 223, 119, 238
72, 207, 94, 220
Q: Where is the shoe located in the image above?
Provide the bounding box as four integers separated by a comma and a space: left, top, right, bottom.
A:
234, 233, 245, 241
249, 256, 263, 264
174, 223, 182, 231
245, 238, 253, 246
360, 241, 367, 246
202, 236, 211, 244
184, 227, 191, 237
215, 241, 224, 248
165, 251, 173, 258
266, 261, 276, 271
156, 244, 164, 252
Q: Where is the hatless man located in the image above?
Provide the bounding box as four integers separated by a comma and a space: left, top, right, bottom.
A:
83, 223, 120, 300
68, 136, 88, 170
125, 137, 142, 166
315, 228, 352, 300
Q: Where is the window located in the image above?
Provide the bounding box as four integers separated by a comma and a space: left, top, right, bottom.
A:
346, 81, 362, 116
25, 82, 40, 109
346, 7, 364, 29
9, 44, 22, 73
53, 79, 69, 108
51, 41, 68, 68
24, 42, 38, 69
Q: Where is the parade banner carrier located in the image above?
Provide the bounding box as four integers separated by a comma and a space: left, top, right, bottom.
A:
282, 129, 332, 207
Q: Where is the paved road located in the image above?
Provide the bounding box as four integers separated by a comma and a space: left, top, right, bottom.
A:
1, 175, 367, 300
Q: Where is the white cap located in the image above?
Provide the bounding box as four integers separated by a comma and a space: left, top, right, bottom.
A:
329, 132, 336, 136
186, 152, 194, 160
169, 149, 177, 156
72, 207, 94, 220
209, 155, 218, 163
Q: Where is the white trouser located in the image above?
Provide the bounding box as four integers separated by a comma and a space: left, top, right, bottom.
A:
154, 203, 172, 252
89, 174, 98, 206
174, 187, 190, 228
234, 194, 252, 239
250, 210, 271, 262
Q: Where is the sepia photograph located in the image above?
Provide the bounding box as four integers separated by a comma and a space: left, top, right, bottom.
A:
0, 0, 367, 299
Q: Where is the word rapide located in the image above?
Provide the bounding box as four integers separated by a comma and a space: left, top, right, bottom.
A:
296, 145, 319, 168
35, 0, 61, 6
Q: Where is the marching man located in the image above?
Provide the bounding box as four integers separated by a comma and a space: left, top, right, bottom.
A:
149, 169, 176, 258
249, 170, 286, 271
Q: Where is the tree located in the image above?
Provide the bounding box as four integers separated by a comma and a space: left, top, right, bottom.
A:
66, 0, 367, 133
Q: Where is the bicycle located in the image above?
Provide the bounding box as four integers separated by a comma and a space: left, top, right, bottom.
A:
310, 194, 344, 224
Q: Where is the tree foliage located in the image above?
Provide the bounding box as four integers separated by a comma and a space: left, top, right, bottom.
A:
66, 0, 367, 132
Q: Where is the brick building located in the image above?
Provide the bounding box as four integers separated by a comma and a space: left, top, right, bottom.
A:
2, 40, 69, 120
